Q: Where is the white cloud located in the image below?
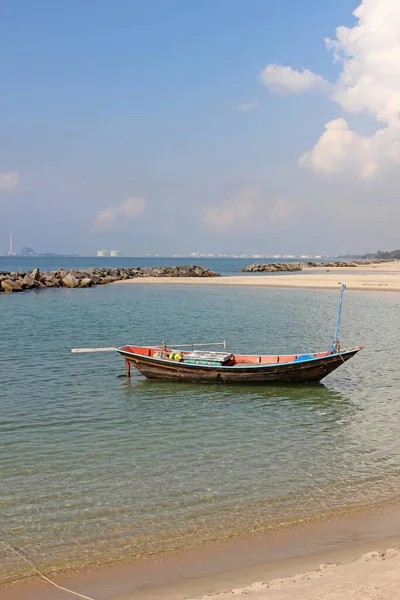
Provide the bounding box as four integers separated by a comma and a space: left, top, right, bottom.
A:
204, 188, 261, 235
262, 1, 400, 180
299, 118, 383, 179
270, 196, 302, 224
0, 171, 19, 191
237, 101, 258, 112
259, 64, 328, 95
326, 0, 400, 124
204, 188, 302, 235
94, 196, 146, 228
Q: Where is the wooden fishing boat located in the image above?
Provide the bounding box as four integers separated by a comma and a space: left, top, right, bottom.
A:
72, 284, 362, 384
116, 344, 362, 384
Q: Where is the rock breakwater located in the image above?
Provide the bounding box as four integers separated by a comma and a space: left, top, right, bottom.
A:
0, 265, 220, 293
242, 263, 303, 273
241, 259, 389, 272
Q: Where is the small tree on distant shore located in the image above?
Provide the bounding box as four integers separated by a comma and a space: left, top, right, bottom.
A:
363, 249, 400, 259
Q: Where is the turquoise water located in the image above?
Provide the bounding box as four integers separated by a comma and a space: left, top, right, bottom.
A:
2, 283, 400, 581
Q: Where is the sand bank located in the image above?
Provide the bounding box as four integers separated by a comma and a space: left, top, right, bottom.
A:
116, 271, 400, 292
311, 260, 400, 272
113, 260, 400, 291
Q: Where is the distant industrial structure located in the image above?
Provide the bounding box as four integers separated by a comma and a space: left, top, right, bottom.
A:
97, 249, 121, 257
8, 233, 16, 256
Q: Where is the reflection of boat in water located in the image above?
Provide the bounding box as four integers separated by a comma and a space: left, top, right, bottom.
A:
123, 376, 348, 401
122, 378, 358, 426
73, 284, 362, 384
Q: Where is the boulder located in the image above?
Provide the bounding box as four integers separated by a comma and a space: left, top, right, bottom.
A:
79, 277, 94, 288
100, 276, 117, 284
23, 274, 37, 288
45, 277, 62, 287
1, 279, 23, 292
31, 268, 41, 281
62, 273, 79, 288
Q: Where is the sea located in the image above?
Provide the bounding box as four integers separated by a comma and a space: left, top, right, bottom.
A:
0, 255, 325, 276
2, 256, 400, 583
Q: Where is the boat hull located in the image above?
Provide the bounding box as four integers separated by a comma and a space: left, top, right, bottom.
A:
116, 347, 361, 384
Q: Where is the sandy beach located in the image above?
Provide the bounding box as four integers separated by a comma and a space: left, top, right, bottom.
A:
4, 543, 400, 600
115, 261, 400, 292
4, 505, 400, 600
192, 548, 400, 600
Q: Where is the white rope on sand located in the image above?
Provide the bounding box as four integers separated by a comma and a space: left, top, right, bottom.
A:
2, 543, 97, 600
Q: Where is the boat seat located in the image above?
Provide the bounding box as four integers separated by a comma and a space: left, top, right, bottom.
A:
260, 356, 279, 364
235, 357, 260, 364
278, 355, 297, 363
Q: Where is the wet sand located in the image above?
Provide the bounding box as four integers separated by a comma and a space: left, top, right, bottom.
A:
4, 503, 400, 600
115, 261, 400, 292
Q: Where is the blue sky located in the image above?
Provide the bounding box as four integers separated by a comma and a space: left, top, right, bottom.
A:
2, 0, 398, 256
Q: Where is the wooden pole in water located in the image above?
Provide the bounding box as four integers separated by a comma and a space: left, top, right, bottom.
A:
125, 360, 131, 377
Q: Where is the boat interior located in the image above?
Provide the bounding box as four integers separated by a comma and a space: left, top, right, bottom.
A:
119, 346, 334, 366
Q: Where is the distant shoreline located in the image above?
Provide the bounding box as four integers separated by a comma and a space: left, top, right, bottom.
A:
115, 260, 400, 292
2, 260, 400, 294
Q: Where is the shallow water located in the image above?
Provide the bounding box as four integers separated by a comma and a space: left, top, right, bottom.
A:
1, 283, 400, 581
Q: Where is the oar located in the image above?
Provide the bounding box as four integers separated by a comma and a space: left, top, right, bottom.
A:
71, 347, 116, 353
71, 340, 227, 353
155, 341, 227, 349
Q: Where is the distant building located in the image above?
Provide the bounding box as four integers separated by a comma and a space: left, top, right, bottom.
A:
97, 249, 110, 257
110, 250, 121, 257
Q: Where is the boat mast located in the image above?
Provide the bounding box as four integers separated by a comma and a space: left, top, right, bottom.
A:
332, 283, 346, 353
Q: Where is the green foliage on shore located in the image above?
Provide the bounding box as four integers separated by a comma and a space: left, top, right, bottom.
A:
363, 250, 400, 259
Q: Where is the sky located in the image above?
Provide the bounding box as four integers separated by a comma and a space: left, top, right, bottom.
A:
1, 0, 400, 256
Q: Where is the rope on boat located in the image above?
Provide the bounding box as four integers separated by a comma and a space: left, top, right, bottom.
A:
339, 353, 359, 382
1, 542, 97, 600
